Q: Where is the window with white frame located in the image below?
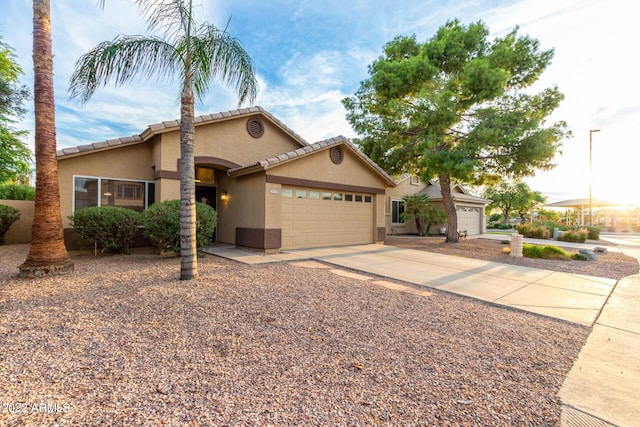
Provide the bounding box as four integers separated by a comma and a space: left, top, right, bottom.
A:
73, 176, 155, 212
391, 199, 405, 224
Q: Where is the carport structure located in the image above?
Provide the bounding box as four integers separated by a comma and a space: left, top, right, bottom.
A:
543, 198, 639, 227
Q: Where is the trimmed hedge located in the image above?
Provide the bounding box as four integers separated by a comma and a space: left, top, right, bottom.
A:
142, 200, 217, 254
0, 184, 35, 201
0, 204, 21, 245
70, 206, 142, 254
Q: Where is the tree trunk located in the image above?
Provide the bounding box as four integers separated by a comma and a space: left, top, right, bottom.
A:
502, 207, 510, 225
19, 0, 73, 278
179, 76, 197, 280
439, 174, 458, 243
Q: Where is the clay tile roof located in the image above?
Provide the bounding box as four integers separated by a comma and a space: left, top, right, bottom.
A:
57, 106, 308, 158
227, 135, 396, 187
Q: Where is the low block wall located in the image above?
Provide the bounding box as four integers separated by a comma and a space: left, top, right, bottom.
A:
1, 200, 34, 244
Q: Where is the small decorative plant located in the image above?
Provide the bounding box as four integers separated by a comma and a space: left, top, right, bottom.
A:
0, 204, 21, 245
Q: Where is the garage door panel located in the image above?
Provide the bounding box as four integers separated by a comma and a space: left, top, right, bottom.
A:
281, 186, 374, 250
456, 206, 481, 235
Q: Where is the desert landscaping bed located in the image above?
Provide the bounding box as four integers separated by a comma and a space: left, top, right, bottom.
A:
0, 243, 592, 425
385, 236, 639, 280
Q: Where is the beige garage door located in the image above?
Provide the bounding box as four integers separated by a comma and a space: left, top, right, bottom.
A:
456, 206, 481, 235
281, 187, 374, 250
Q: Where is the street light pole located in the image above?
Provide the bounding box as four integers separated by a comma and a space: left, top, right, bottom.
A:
589, 129, 600, 227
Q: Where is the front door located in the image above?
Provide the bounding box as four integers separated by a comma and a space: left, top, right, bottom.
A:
196, 186, 216, 242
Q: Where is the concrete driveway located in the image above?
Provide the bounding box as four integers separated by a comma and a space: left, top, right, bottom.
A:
207, 242, 617, 326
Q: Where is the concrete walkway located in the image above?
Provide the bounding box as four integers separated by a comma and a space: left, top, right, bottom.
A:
206, 235, 640, 426
559, 235, 640, 427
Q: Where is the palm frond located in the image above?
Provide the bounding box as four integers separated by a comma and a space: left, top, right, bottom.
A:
69, 35, 178, 104
187, 24, 258, 106
128, 0, 194, 41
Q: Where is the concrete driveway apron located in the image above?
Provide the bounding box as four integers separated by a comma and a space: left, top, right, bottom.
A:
276, 243, 616, 326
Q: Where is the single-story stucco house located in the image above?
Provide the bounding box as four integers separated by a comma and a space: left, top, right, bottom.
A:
385, 174, 490, 236
57, 107, 396, 251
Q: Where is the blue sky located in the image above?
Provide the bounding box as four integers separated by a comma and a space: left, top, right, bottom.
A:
1, 0, 639, 204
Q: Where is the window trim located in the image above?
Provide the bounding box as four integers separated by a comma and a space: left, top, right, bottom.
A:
73, 175, 155, 212
391, 198, 405, 224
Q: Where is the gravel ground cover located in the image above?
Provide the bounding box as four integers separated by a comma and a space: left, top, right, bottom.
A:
1, 244, 589, 426
385, 236, 639, 280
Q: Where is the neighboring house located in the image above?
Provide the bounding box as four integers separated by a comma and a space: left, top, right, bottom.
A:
385, 175, 490, 236
57, 107, 395, 251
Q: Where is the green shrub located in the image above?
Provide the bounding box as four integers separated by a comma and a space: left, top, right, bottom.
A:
522, 243, 570, 260
0, 184, 35, 201
563, 225, 600, 240
142, 200, 217, 254
0, 204, 21, 245
522, 244, 544, 259
558, 229, 588, 243
516, 223, 551, 239
571, 253, 589, 261
496, 223, 512, 230
70, 206, 142, 254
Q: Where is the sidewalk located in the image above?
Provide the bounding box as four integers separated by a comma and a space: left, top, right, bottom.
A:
559, 274, 640, 426
558, 235, 640, 427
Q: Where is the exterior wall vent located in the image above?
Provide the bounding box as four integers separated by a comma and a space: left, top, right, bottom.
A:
330, 146, 344, 164
246, 117, 264, 138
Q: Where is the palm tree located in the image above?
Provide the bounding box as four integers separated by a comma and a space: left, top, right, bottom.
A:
401, 194, 446, 237
19, 0, 74, 278
70, 0, 258, 280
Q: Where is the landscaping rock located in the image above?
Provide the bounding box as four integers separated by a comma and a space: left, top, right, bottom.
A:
593, 246, 609, 254
579, 249, 597, 260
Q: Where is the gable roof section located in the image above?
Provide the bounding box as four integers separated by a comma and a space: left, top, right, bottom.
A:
419, 181, 491, 204
56, 106, 308, 159
228, 135, 396, 187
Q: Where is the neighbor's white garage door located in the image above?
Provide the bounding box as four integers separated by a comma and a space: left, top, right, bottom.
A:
281, 186, 374, 250
456, 206, 482, 235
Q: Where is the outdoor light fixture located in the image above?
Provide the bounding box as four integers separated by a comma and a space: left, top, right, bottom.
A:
220, 190, 229, 201
589, 129, 601, 226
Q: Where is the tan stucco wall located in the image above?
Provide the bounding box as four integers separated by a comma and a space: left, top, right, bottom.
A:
1, 200, 34, 244
155, 116, 303, 173
374, 193, 385, 241
150, 135, 163, 172
385, 178, 427, 235
156, 178, 180, 202
267, 147, 388, 189
264, 182, 282, 229
215, 173, 266, 244
58, 143, 154, 227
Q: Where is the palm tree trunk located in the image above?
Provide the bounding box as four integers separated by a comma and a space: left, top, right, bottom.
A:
19, 0, 73, 278
439, 173, 459, 243
179, 76, 198, 280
